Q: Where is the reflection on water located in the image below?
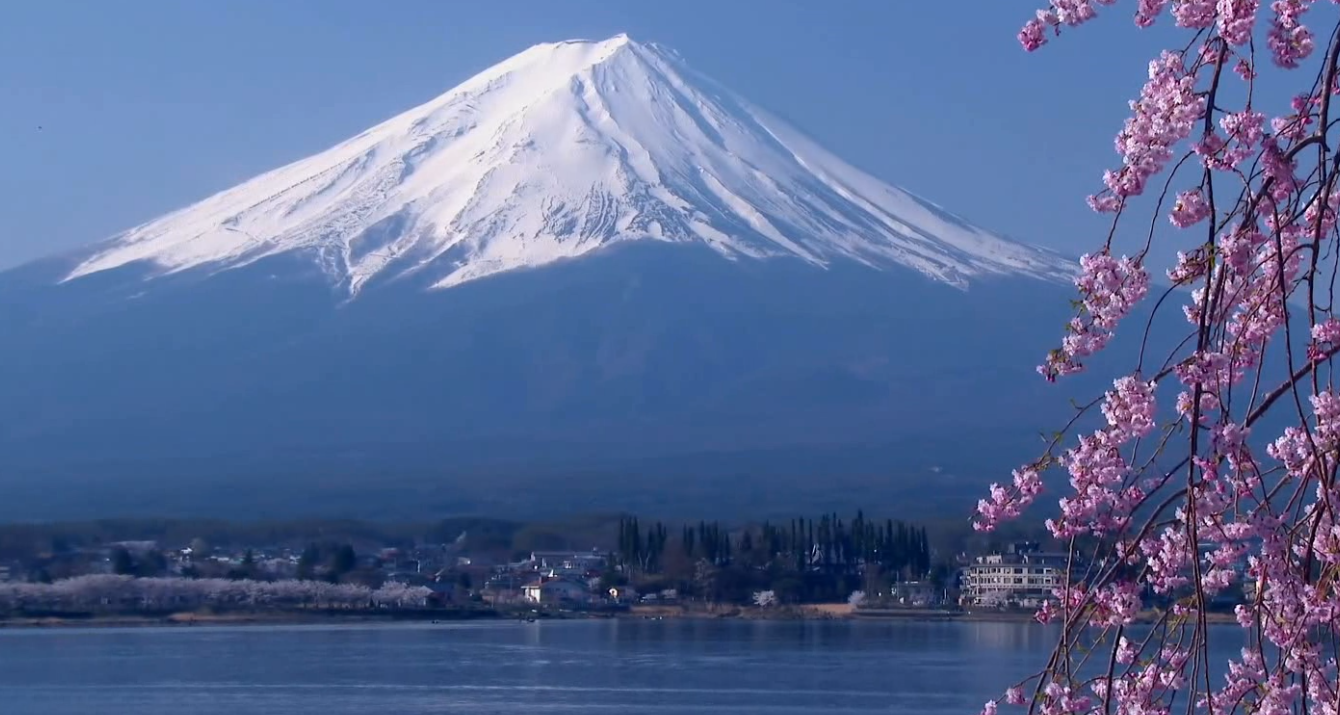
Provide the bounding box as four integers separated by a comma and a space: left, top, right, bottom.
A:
0, 619, 1241, 715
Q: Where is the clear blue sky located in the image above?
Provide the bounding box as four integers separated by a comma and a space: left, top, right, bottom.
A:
1, 0, 1206, 270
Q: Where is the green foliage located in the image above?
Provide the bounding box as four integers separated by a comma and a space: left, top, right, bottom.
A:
608, 511, 944, 605
111, 547, 135, 576
109, 546, 167, 578
331, 544, 357, 577
296, 544, 319, 581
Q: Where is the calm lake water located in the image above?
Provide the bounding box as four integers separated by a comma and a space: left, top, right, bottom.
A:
0, 619, 1238, 714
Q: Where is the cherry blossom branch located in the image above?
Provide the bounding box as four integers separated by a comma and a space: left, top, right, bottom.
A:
977, 3, 1340, 714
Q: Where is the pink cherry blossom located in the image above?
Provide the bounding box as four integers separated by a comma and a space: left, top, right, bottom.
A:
1170, 187, 1211, 227
1039, 253, 1148, 381
1167, 248, 1207, 283
1088, 580, 1143, 626
1116, 636, 1138, 664
1094, 51, 1205, 206
1218, 0, 1261, 44
1173, 0, 1218, 27
1102, 375, 1158, 440
1020, 17, 1049, 51
1310, 318, 1340, 361
995, 4, 1340, 713
1218, 109, 1266, 166
974, 466, 1044, 531
1137, 0, 1172, 26
1268, 0, 1317, 67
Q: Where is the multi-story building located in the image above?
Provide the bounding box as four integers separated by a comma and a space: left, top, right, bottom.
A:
963, 542, 1070, 609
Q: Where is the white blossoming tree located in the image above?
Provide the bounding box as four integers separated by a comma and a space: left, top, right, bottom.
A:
751, 589, 778, 608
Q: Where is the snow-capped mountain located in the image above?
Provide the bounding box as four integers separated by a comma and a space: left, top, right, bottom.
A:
63, 34, 1070, 295
0, 35, 1098, 521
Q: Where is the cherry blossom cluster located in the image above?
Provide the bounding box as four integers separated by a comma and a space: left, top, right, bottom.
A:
977, 0, 1340, 713
1093, 50, 1207, 211
0, 575, 435, 611
977, 374, 1155, 535
1038, 253, 1149, 381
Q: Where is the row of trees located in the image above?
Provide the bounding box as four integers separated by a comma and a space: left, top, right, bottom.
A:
109, 547, 170, 578
0, 516, 629, 566
611, 513, 941, 605
296, 543, 359, 582
102, 543, 366, 585
0, 575, 433, 613
616, 512, 933, 578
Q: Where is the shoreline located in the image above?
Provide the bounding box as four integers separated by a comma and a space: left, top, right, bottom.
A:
627, 604, 1237, 625
0, 604, 1240, 630
0, 610, 503, 630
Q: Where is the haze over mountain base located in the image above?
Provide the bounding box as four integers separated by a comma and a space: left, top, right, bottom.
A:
0, 243, 1091, 522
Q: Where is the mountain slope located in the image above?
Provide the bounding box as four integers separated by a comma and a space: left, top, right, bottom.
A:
1, 244, 1095, 521
0, 35, 1092, 521
60, 34, 1070, 296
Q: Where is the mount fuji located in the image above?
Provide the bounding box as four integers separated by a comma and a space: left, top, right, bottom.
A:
0, 35, 1090, 520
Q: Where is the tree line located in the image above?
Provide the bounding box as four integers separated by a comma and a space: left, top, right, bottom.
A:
617, 512, 932, 577
612, 512, 938, 605
0, 575, 435, 615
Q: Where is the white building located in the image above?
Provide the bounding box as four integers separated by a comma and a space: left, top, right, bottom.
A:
889, 580, 937, 606
963, 542, 1070, 608
522, 575, 590, 604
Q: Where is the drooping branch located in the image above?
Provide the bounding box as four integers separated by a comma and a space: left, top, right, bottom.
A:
976, 3, 1340, 714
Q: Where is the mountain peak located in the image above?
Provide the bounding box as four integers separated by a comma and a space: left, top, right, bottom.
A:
59, 36, 1073, 295
591, 31, 634, 46
548, 32, 638, 52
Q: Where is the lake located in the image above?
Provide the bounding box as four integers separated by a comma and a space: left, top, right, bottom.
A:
0, 619, 1235, 714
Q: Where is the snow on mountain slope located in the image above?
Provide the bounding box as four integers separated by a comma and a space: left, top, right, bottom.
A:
62, 33, 1073, 295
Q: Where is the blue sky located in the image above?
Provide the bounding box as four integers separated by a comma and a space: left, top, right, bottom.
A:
1, 0, 1208, 270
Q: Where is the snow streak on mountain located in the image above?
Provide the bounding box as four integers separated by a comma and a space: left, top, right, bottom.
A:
63, 34, 1072, 295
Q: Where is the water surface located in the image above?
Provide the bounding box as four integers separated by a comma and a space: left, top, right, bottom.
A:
0, 619, 1217, 714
